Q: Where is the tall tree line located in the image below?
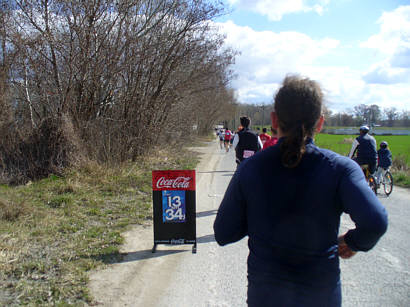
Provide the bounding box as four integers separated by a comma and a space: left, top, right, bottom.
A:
323, 104, 410, 128
0, 0, 237, 183
225, 103, 409, 130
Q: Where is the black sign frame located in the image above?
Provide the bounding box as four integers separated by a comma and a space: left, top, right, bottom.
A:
152, 170, 197, 253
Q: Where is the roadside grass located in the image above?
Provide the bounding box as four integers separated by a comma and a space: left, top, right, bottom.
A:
394, 171, 410, 187
0, 144, 200, 306
315, 134, 410, 188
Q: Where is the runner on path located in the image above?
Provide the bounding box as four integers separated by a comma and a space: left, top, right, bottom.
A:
232, 117, 262, 165
214, 75, 388, 307
259, 127, 271, 147
224, 128, 232, 152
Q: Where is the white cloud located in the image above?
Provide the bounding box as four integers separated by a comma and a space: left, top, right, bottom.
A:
391, 47, 410, 68
362, 6, 410, 56
227, 0, 329, 21
305, 66, 410, 112
361, 6, 410, 86
363, 62, 410, 85
216, 20, 339, 103
216, 18, 410, 112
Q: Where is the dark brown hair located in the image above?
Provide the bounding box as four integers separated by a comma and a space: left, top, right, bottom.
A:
240, 116, 250, 128
274, 75, 323, 168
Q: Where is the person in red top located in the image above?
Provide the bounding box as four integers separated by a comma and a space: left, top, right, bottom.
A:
263, 126, 278, 150
224, 128, 232, 152
259, 127, 272, 146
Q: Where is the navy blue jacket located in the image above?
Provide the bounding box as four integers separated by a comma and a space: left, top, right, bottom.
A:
377, 148, 392, 169
356, 133, 377, 161
214, 138, 388, 306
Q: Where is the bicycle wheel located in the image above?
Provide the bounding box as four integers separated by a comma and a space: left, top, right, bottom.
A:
383, 171, 393, 196
368, 175, 377, 195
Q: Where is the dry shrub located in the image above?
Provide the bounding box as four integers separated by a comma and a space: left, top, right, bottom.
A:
340, 138, 354, 144
81, 119, 134, 163
52, 180, 78, 195
0, 199, 26, 222
0, 115, 83, 185
392, 154, 409, 172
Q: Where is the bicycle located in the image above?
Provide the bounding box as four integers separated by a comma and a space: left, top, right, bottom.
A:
361, 164, 378, 195
376, 168, 393, 196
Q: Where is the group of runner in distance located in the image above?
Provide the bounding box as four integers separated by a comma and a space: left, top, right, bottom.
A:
216, 120, 392, 185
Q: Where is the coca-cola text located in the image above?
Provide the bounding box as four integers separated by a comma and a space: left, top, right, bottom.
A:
156, 176, 192, 189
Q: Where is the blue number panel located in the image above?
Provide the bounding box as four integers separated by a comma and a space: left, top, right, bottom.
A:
162, 190, 186, 223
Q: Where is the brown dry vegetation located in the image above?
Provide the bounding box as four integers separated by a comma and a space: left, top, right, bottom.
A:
0, 198, 27, 221
0, 0, 235, 304
0, 116, 83, 185
0, 0, 239, 184
0, 141, 202, 305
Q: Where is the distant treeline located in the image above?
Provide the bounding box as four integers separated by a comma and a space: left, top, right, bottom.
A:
0, 0, 238, 184
220, 103, 409, 130
323, 104, 410, 128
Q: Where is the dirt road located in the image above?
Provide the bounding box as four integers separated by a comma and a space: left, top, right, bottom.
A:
89, 140, 410, 306
89, 140, 245, 306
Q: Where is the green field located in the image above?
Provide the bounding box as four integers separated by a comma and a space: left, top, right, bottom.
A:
254, 125, 410, 166
314, 134, 410, 187
323, 126, 410, 131
253, 127, 410, 187
314, 134, 410, 166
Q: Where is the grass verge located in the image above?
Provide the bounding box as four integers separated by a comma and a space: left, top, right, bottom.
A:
315, 134, 410, 189
0, 143, 200, 306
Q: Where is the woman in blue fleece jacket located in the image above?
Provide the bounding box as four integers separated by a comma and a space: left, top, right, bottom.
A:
213, 75, 388, 307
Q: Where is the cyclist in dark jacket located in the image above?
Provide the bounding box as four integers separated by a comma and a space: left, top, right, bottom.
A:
348, 126, 377, 174
214, 76, 387, 307
377, 141, 392, 169
375, 141, 393, 185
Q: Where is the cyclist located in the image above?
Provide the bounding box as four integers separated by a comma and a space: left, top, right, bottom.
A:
224, 128, 232, 152
259, 127, 272, 147
348, 125, 377, 175
375, 141, 392, 185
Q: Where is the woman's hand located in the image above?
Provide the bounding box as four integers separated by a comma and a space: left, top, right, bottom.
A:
338, 235, 357, 259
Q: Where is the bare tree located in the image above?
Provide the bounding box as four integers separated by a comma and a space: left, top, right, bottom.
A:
0, 0, 13, 124
2, 0, 237, 174
353, 104, 369, 124
384, 107, 398, 127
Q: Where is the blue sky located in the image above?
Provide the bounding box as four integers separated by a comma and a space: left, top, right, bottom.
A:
214, 0, 410, 113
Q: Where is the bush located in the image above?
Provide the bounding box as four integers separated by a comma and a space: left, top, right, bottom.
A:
0, 116, 83, 185
0, 199, 26, 221
393, 171, 410, 188
392, 154, 408, 172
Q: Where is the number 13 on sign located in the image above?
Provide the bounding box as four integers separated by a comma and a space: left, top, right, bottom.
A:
162, 190, 186, 223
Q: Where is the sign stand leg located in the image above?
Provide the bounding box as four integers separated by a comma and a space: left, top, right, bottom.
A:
152, 243, 157, 253
192, 242, 197, 254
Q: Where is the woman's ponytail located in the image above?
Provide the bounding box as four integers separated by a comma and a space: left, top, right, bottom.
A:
274, 75, 323, 168
280, 124, 306, 168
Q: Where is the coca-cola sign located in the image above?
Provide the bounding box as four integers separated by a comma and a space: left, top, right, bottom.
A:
156, 176, 190, 189
152, 170, 195, 191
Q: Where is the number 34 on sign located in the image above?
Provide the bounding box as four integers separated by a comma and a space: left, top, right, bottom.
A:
162, 190, 186, 223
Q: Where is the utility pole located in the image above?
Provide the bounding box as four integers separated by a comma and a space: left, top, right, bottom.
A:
261, 103, 266, 127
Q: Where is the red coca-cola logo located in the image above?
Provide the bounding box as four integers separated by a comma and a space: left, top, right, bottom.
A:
156, 176, 191, 189
152, 170, 195, 191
